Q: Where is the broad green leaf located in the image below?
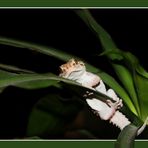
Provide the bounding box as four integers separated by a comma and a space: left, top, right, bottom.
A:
27, 93, 84, 137
98, 71, 137, 115
0, 37, 73, 61
120, 105, 142, 127
99, 52, 140, 114
115, 124, 139, 148
0, 71, 78, 91
115, 117, 148, 148
16, 79, 58, 89
134, 74, 148, 121
0, 69, 19, 93
136, 66, 148, 78
99, 51, 140, 114
0, 71, 118, 103
110, 51, 148, 121
75, 10, 138, 115
0, 72, 79, 90
0, 69, 17, 78
112, 64, 140, 116
117, 52, 148, 120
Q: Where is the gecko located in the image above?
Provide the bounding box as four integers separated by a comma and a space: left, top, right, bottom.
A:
59, 58, 147, 134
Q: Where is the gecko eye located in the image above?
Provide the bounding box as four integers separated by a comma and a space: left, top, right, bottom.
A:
78, 61, 84, 66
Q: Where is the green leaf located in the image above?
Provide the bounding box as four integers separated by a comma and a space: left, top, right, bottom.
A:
75, 10, 139, 116
27, 93, 84, 137
0, 71, 78, 91
111, 51, 148, 121
0, 70, 118, 103
98, 71, 138, 115
115, 117, 148, 148
0, 72, 86, 89
134, 73, 148, 121
99, 51, 140, 115
115, 124, 139, 148
118, 52, 148, 121
0, 37, 74, 61
0, 69, 19, 93
100, 50, 148, 120
112, 64, 140, 116
0, 68, 108, 102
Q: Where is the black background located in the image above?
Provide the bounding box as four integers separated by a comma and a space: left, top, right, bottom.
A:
0, 9, 147, 139
0, 9, 148, 72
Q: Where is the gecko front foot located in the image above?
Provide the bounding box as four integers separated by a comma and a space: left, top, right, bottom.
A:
106, 99, 123, 110
83, 91, 94, 99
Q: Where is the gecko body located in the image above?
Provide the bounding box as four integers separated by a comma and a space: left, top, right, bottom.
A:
59, 59, 147, 133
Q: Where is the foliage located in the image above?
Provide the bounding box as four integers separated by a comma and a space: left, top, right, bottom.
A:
0, 9, 147, 147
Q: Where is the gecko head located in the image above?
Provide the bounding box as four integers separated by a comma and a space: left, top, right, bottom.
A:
59, 58, 86, 79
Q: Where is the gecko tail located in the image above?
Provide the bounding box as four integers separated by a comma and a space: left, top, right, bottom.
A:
109, 110, 131, 130
137, 116, 148, 136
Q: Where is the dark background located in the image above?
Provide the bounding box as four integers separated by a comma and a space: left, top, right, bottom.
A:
0, 9, 148, 72
0, 9, 147, 139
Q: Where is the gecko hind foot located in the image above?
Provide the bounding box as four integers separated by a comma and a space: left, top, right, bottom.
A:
83, 91, 94, 98
106, 99, 123, 110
